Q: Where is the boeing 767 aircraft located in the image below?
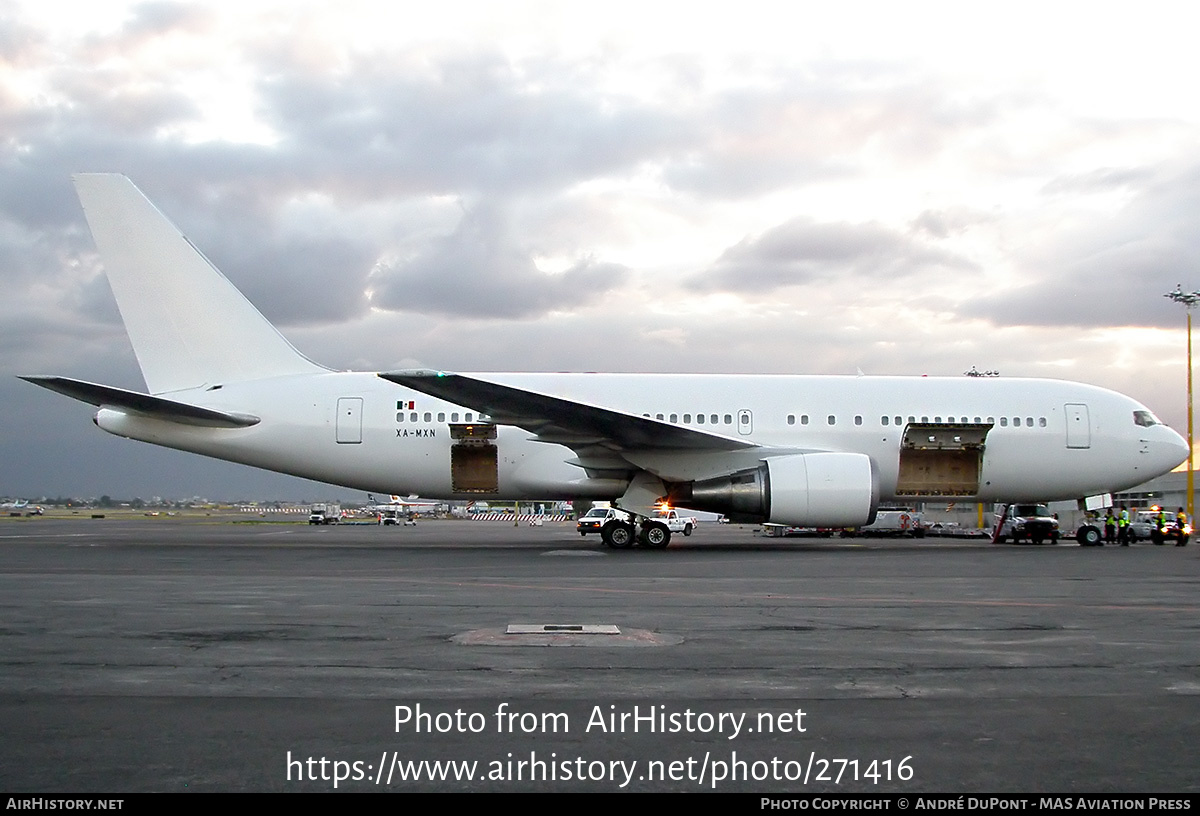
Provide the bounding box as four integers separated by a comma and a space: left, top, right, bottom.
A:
21, 175, 1190, 548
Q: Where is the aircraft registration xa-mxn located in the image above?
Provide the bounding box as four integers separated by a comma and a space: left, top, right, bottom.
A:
22, 175, 1190, 548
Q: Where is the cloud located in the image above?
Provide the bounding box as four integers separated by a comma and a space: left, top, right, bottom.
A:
964, 161, 1200, 329
689, 216, 977, 295
369, 201, 630, 319
251, 51, 691, 198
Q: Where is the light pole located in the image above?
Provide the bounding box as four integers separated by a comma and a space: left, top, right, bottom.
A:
1164, 285, 1200, 523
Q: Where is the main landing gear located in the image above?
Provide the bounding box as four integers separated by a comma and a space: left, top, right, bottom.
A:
600, 517, 671, 549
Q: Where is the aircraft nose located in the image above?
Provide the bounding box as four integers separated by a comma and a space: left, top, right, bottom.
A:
1157, 426, 1191, 472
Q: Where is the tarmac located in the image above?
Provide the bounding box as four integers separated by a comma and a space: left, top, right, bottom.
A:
1, 516, 1198, 792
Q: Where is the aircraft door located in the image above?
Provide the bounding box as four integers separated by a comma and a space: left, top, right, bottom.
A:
1065, 403, 1090, 449
336, 397, 363, 444
738, 409, 753, 435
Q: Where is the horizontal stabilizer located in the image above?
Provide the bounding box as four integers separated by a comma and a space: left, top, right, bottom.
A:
380, 369, 755, 452
20, 376, 259, 428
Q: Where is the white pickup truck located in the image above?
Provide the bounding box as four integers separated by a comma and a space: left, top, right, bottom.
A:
577, 506, 696, 547
652, 508, 697, 536
578, 507, 696, 537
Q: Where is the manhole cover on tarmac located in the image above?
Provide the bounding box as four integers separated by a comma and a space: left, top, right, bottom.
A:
453, 625, 681, 647
506, 624, 621, 634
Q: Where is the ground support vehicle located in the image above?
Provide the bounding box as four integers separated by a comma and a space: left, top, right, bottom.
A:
761, 525, 836, 537
577, 506, 616, 536
652, 509, 696, 537
845, 507, 925, 537
1148, 515, 1191, 546
577, 505, 690, 548
1126, 510, 1160, 543
308, 503, 341, 524
994, 504, 1060, 545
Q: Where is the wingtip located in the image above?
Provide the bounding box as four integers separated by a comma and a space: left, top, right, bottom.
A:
380, 369, 453, 381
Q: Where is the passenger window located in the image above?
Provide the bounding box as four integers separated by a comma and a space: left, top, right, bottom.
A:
438, 412, 445, 422
410, 412, 418, 422
655, 413, 664, 420
670, 414, 678, 423
801, 415, 809, 425
424, 412, 432, 422
465, 413, 473, 422
696, 414, 705, 424
396, 413, 405, 422
787, 415, 795, 425
935, 416, 942, 423
974, 416, 981, 423
1039, 417, 1047, 427
724, 414, 732, 424
1000, 417, 1008, 427
451, 413, 459, 422
684, 414, 692, 424
1026, 417, 1033, 427
895, 416, 903, 426
881, 416, 889, 426
854, 415, 862, 426
710, 414, 718, 424
827, 415, 836, 425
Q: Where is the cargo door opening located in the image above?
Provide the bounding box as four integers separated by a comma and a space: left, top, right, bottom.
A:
449, 424, 499, 493
895, 423, 991, 497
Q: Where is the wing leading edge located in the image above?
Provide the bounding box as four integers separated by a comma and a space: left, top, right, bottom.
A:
379, 370, 757, 453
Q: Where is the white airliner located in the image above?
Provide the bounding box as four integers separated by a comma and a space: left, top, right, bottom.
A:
21, 175, 1190, 548
367, 494, 443, 513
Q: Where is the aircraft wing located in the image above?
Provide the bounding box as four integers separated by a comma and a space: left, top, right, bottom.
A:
380, 370, 756, 452
20, 376, 260, 428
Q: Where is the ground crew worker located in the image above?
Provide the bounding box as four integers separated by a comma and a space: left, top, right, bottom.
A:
1118, 504, 1130, 546
1104, 509, 1116, 544
1176, 507, 1189, 546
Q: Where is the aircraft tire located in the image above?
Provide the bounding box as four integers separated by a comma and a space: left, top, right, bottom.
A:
603, 521, 634, 549
642, 522, 671, 549
1077, 526, 1101, 546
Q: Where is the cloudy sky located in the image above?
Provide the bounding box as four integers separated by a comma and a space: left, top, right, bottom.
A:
4, 0, 1200, 501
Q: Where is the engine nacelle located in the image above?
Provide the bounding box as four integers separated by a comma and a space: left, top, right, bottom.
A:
671, 452, 879, 527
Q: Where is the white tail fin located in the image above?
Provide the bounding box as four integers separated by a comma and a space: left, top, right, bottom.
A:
73, 174, 326, 394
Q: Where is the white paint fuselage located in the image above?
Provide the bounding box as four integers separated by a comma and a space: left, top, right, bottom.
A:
94, 372, 1189, 505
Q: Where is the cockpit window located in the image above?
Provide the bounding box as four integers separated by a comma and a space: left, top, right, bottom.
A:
1133, 410, 1162, 427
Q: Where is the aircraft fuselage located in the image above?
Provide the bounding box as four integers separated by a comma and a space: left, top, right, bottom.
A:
94, 371, 1187, 506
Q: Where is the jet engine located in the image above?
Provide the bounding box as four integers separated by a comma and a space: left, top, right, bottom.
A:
670, 452, 879, 527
